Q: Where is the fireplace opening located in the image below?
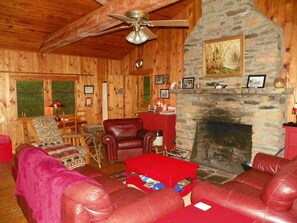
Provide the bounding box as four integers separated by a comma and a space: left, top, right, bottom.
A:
191, 121, 252, 174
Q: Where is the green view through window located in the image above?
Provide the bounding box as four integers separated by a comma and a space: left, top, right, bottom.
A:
17, 81, 44, 118
16, 80, 75, 118
52, 81, 75, 115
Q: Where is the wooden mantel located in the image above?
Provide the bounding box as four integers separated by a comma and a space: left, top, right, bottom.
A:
170, 88, 293, 95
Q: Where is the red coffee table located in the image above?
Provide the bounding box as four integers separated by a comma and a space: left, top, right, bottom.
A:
154, 199, 256, 223
125, 153, 199, 196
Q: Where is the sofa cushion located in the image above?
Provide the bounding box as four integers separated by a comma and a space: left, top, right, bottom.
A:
233, 169, 273, 190
223, 181, 262, 198
94, 175, 126, 194
261, 160, 297, 211
109, 187, 146, 208
117, 138, 143, 150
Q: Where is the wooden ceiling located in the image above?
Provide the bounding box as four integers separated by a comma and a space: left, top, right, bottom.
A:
0, 0, 193, 59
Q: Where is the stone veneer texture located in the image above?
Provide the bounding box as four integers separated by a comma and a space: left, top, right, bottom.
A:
176, 0, 288, 158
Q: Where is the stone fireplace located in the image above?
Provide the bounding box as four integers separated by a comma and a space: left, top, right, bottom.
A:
192, 120, 252, 174
173, 0, 293, 171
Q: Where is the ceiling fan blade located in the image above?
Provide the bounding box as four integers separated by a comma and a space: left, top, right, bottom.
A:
90, 25, 131, 37
141, 27, 157, 40
109, 14, 133, 23
148, 20, 189, 27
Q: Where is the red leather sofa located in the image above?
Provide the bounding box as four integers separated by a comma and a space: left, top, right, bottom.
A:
102, 118, 156, 162
191, 153, 297, 223
12, 144, 184, 223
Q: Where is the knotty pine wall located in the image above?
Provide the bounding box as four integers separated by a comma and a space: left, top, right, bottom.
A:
120, 0, 201, 118
0, 49, 121, 151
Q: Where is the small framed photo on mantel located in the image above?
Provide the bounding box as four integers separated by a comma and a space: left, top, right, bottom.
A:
246, 75, 266, 88
182, 77, 195, 89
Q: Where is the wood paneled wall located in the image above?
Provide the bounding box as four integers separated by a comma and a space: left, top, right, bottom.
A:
119, 1, 201, 117
0, 49, 118, 151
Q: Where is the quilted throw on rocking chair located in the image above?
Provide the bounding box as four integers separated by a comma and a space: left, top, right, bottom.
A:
32, 116, 86, 169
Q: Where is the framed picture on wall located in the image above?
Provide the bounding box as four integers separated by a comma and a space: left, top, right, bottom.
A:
85, 97, 93, 107
84, 85, 94, 94
203, 35, 244, 77
160, 89, 170, 99
155, 75, 164, 85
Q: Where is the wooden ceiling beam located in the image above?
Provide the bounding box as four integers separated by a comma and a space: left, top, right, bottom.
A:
95, 0, 112, 5
40, 0, 179, 53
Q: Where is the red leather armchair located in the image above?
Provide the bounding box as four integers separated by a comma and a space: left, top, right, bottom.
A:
191, 153, 297, 223
102, 118, 156, 162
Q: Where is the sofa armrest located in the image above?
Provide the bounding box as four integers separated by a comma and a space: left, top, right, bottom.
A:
106, 188, 184, 223
252, 153, 290, 174
102, 134, 118, 162
191, 181, 297, 223
61, 182, 114, 222
137, 129, 156, 153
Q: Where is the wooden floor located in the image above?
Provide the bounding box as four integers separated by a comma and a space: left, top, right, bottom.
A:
0, 146, 125, 223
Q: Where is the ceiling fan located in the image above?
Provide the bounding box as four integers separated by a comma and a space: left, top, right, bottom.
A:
92, 10, 189, 44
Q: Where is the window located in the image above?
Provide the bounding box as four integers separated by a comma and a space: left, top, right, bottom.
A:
52, 81, 75, 115
143, 76, 150, 104
16, 80, 75, 118
17, 81, 44, 118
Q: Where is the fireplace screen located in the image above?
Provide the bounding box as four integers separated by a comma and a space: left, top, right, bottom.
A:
191, 121, 252, 174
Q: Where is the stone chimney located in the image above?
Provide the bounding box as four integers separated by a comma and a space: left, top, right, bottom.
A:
174, 0, 291, 161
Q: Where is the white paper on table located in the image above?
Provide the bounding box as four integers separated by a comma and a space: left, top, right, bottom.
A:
194, 202, 212, 211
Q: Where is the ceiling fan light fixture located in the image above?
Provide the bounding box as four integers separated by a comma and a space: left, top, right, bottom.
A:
126, 30, 148, 44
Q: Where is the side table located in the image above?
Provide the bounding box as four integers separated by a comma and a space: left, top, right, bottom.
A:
83, 124, 104, 168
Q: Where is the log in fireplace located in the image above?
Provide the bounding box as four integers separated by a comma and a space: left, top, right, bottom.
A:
191, 121, 252, 174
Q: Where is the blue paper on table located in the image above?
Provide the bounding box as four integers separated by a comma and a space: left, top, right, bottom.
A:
174, 185, 183, 192
153, 183, 165, 190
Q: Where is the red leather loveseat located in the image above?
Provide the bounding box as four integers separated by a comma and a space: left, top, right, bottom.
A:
191, 153, 297, 223
102, 118, 156, 162
12, 144, 184, 223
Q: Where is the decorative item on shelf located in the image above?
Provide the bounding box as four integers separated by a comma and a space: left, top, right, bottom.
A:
214, 83, 227, 89
49, 100, 65, 121
206, 81, 220, 87
154, 98, 166, 112
164, 74, 169, 84
292, 103, 297, 123
170, 82, 178, 89
273, 77, 286, 88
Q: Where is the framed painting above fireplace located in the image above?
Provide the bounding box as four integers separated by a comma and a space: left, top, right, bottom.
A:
203, 35, 244, 78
